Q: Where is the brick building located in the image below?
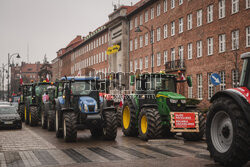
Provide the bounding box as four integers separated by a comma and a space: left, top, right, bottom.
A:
128, 0, 250, 108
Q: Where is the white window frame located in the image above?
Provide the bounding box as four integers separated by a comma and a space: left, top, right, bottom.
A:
140, 36, 143, 48
188, 43, 193, 60
130, 61, 133, 72
208, 73, 214, 100
179, 0, 183, 5
157, 52, 161, 66
207, 5, 213, 23
246, 26, 250, 47
171, 21, 175, 36
164, 0, 167, 12
197, 9, 202, 27
130, 20, 133, 30
232, 69, 239, 88
134, 59, 138, 71
171, 0, 175, 9
197, 74, 203, 100
157, 3, 161, 16
151, 8, 154, 19
247, 0, 250, 9
219, 0, 225, 19
134, 38, 138, 50
164, 50, 168, 64
232, 30, 239, 50
140, 14, 143, 25
130, 40, 133, 51
197, 40, 203, 58
219, 34, 226, 53
179, 17, 183, 33
145, 10, 148, 22
207, 37, 213, 56
145, 33, 149, 46
188, 76, 193, 98
187, 13, 192, 30
232, 0, 239, 14
134, 17, 138, 28
139, 58, 143, 70
164, 24, 168, 39
157, 27, 161, 41
145, 56, 148, 69
220, 71, 226, 90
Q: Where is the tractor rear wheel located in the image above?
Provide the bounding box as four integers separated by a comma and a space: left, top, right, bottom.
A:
19, 104, 25, 122
29, 106, 39, 126
122, 100, 138, 137
55, 109, 63, 138
206, 97, 250, 167
47, 110, 55, 131
182, 111, 205, 141
102, 110, 117, 140
138, 108, 163, 141
63, 112, 77, 142
116, 106, 122, 127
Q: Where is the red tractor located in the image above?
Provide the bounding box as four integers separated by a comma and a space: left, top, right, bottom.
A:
206, 52, 250, 167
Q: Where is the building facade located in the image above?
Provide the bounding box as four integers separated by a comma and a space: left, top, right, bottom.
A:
128, 0, 250, 108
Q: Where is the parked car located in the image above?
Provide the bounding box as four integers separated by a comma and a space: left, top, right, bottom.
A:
0, 105, 22, 129
0, 101, 11, 106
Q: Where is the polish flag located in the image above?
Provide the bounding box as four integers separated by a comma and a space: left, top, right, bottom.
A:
46, 74, 50, 82
20, 75, 23, 85
181, 74, 186, 80
77, 69, 81, 76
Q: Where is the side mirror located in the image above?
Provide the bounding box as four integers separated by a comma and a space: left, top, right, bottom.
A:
187, 76, 192, 87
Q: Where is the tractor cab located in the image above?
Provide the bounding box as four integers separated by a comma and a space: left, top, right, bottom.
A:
239, 52, 250, 91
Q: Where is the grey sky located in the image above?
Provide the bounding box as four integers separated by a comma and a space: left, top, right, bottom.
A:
0, 0, 139, 67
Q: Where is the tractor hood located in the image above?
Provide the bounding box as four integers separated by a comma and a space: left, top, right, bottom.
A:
79, 96, 96, 105
79, 96, 98, 113
157, 91, 186, 100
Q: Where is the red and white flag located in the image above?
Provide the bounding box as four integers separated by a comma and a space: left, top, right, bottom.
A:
77, 69, 81, 76
20, 75, 23, 85
181, 73, 186, 80
46, 74, 50, 82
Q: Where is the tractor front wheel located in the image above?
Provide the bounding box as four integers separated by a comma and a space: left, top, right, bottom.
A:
63, 112, 77, 142
206, 97, 250, 167
102, 110, 117, 140
29, 106, 39, 126
55, 109, 63, 138
19, 104, 25, 122
24, 106, 29, 125
122, 100, 138, 137
138, 108, 163, 141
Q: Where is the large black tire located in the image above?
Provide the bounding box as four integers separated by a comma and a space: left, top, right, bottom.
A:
182, 111, 205, 141
19, 104, 25, 122
138, 108, 163, 141
63, 112, 77, 142
24, 105, 29, 125
47, 110, 55, 131
122, 100, 138, 137
116, 106, 122, 127
206, 97, 250, 167
41, 103, 48, 129
102, 110, 117, 140
55, 109, 63, 138
29, 106, 39, 126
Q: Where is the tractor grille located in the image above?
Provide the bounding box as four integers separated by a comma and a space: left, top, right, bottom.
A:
88, 105, 95, 112
167, 99, 185, 111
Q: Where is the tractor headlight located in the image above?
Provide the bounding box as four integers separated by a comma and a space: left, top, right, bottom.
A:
181, 100, 186, 104
141, 95, 145, 99
170, 99, 178, 103
95, 104, 98, 111
84, 104, 88, 112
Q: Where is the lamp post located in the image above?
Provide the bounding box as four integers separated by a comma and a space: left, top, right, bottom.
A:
1, 64, 8, 100
8, 53, 21, 102
135, 25, 154, 73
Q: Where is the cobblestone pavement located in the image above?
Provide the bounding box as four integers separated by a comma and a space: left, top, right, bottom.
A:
0, 124, 249, 167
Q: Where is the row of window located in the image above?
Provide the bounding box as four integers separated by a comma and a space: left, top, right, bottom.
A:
130, 0, 249, 31
130, 26, 250, 71
188, 70, 239, 100
71, 33, 109, 61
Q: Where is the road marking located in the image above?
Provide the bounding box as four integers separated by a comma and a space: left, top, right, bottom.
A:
4, 152, 25, 167
48, 149, 75, 165
88, 147, 124, 161
184, 143, 207, 150
137, 145, 182, 157
0, 153, 6, 167
113, 146, 155, 159
33, 150, 58, 166
62, 149, 91, 163
75, 148, 109, 163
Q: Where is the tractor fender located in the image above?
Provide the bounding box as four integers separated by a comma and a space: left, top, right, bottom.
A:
61, 108, 74, 113
102, 106, 116, 113
141, 104, 158, 110
211, 90, 250, 124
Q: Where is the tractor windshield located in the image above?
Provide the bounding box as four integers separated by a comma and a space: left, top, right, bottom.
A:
71, 81, 94, 95
240, 59, 250, 90
162, 77, 176, 92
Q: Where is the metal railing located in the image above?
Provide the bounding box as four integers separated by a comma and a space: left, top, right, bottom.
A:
165, 59, 186, 72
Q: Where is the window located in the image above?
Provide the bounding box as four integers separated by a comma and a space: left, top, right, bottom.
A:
135, 17, 138, 28
197, 9, 202, 27
232, 30, 239, 50
96, 39, 98, 47
197, 40, 203, 57
171, 48, 175, 68
139, 58, 143, 70
247, 0, 250, 9
197, 74, 203, 99
145, 33, 149, 46
164, 50, 168, 64
220, 71, 226, 90
130, 40, 133, 51
179, 17, 183, 33
130, 61, 133, 72
157, 52, 161, 66
171, 0, 175, 9
145, 56, 148, 69
207, 73, 214, 99
157, 28, 161, 41
151, 54, 155, 67
99, 38, 101, 46
145, 10, 148, 22
171, 21, 175, 36
134, 59, 138, 71
163, 24, 168, 38
140, 14, 143, 25
219, 0, 225, 19
188, 76, 193, 98
232, 0, 239, 14
105, 34, 107, 43
164, 0, 167, 12
178, 46, 184, 68
207, 5, 213, 23
130, 20, 133, 30
219, 34, 226, 53
140, 36, 143, 48
187, 13, 192, 30
151, 8, 154, 19
102, 36, 104, 45
151, 30, 155, 43
105, 51, 107, 61
207, 37, 213, 55
179, 0, 183, 5
102, 52, 104, 62
232, 69, 239, 88
134, 38, 138, 50
188, 43, 193, 59
246, 26, 250, 47
157, 4, 161, 16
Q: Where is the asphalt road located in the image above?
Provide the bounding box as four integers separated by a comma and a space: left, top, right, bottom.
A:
0, 124, 249, 167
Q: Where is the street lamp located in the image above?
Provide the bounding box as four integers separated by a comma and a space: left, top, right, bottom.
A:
1, 64, 8, 100
8, 53, 21, 102
135, 25, 154, 73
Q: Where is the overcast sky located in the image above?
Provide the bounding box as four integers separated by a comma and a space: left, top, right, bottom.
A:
0, 0, 139, 67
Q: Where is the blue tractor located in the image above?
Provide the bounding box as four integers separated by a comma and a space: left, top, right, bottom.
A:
53, 76, 117, 142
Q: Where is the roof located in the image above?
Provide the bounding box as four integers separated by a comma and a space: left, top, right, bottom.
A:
66, 36, 83, 48
126, 0, 155, 17
21, 63, 40, 73
61, 76, 100, 81
241, 52, 250, 59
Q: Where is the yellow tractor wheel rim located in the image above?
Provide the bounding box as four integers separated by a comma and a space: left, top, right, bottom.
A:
123, 106, 130, 130
141, 115, 147, 134
29, 111, 31, 123
24, 107, 27, 121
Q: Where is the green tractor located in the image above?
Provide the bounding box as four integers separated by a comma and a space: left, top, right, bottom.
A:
122, 73, 205, 141
18, 84, 32, 122
24, 81, 51, 126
